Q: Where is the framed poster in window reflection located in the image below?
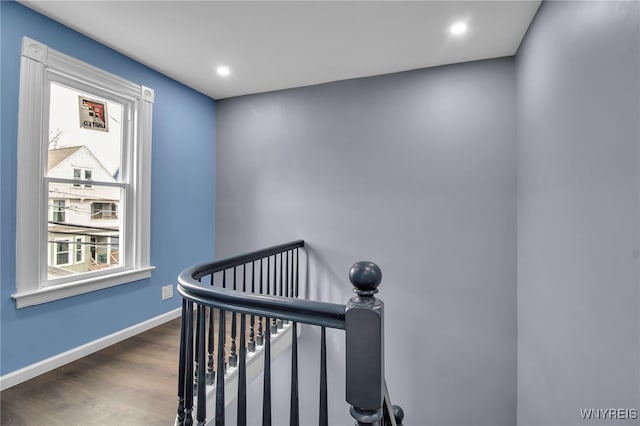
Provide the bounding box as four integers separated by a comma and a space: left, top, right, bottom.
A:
78, 96, 109, 132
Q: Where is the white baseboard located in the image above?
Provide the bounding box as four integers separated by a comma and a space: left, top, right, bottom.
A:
0, 307, 181, 391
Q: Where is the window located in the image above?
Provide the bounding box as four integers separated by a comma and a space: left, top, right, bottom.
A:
73, 168, 92, 188
55, 240, 70, 266
75, 237, 83, 263
52, 200, 65, 222
14, 37, 154, 308
91, 202, 118, 220
84, 170, 92, 188
90, 237, 109, 265
73, 168, 81, 186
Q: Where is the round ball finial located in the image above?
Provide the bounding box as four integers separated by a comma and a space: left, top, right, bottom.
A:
392, 405, 405, 425
349, 261, 382, 297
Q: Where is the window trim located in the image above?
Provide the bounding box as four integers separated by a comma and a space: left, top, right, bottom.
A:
13, 37, 154, 309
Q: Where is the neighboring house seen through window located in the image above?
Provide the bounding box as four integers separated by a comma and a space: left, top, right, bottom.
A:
14, 37, 154, 308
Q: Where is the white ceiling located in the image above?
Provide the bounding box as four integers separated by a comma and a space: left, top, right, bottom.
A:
20, 1, 541, 100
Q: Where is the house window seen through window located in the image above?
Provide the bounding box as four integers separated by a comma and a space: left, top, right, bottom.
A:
55, 240, 70, 265
52, 199, 65, 222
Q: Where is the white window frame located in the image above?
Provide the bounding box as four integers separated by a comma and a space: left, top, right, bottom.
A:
13, 37, 154, 309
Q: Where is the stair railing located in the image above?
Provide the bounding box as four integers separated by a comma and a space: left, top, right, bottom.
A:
176, 240, 403, 426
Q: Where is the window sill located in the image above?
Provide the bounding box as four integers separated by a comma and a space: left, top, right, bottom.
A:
12, 266, 155, 309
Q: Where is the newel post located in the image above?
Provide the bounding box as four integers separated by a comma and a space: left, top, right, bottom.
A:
345, 261, 384, 426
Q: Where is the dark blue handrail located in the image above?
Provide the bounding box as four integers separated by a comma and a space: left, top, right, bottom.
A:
177, 240, 347, 330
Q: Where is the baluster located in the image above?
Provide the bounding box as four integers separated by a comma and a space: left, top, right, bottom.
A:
291, 249, 295, 297
285, 250, 289, 298
221, 271, 227, 373
206, 273, 215, 385
262, 316, 272, 426
279, 252, 284, 296
295, 248, 299, 298
289, 250, 294, 298
289, 322, 299, 426
243, 264, 247, 291
271, 257, 278, 334
319, 326, 327, 426
284, 251, 290, 325
237, 313, 247, 426
277, 253, 284, 330
257, 258, 264, 346
184, 301, 194, 426
266, 256, 270, 295
207, 305, 215, 385
249, 261, 256, 352
196, 305, 207, 426
194, 300, 200, 392
230, 267, 238, 367
175, 299, 188, 426
193, 279, 202, 393
215, 309, 226, 426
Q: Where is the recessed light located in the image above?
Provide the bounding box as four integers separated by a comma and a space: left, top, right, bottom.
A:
450, 21, 468, 36
216, 65, 230, 77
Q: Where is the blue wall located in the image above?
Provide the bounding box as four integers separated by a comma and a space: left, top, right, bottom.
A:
0, 2, 216, 375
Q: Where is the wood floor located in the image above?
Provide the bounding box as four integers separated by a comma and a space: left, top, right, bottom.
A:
1, 311, 257, 426
1, 317, 181, 426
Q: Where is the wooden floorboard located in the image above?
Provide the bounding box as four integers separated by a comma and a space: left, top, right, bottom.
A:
0, 310, 257, 426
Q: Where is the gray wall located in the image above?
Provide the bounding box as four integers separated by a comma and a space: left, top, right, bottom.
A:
216, 58, 517, 426
516, 2, 640, 425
